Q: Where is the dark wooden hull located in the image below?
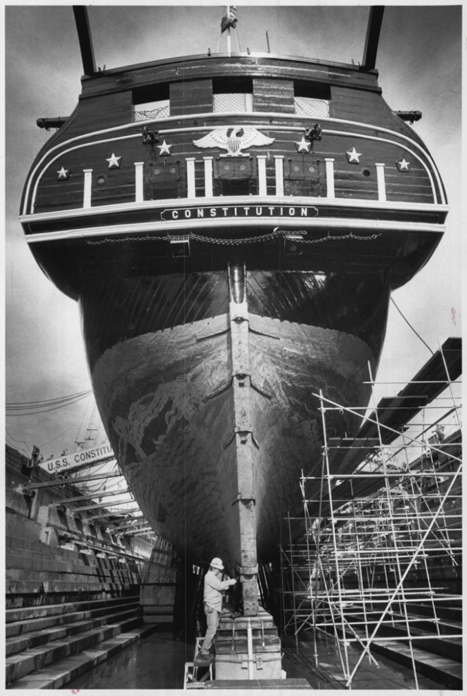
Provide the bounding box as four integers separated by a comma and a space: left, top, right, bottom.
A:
82, 269, 389, 569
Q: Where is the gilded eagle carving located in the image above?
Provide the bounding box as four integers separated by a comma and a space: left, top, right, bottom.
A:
193, 127, 275, 157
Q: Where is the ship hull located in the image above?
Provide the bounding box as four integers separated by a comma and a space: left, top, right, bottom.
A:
20, 48, 447, 614
83, 268, 389, 572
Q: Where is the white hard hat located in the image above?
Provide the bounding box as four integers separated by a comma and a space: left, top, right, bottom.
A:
210, 557, 224, 570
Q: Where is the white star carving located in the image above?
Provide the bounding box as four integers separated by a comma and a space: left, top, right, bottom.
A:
397, 158, 411, 171
346, 147, 362, 163
294, 136, 311, 153
157, 140, 173, 156
57, 167, 69, 179
106, 153, 122, 169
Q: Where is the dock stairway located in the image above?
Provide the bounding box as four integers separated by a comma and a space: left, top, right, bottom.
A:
340, 598, 463, 689
5, 594, 157, 689
5, 443, 170, 688
5, 475, 157, 689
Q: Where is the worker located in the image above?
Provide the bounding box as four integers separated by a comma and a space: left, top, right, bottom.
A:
197, 557, 237, 660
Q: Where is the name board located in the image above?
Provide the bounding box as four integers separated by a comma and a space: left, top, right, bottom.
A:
161, 204, 319, 222
39, 444, 115, 474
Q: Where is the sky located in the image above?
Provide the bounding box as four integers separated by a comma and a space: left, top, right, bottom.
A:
4, 2, 463, 462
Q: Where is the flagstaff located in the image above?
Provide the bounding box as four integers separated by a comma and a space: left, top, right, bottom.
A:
220, 5, 237, 55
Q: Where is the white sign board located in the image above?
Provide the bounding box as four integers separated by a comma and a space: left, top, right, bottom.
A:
39, 444, 115, 474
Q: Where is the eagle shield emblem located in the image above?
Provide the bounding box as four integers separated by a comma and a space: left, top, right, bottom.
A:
193, 127, 275, 157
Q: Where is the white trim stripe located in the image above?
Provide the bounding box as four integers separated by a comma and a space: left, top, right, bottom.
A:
20, 197, 448, 225
375, 163, 386, 202
324, 159, 335, 199
134, 162, 144, 203
257, 155, 267, 196
83, 169, 93, 208
24, 217, 446, 245
274, 156, 284, 197
204, 157, 213, 198
186, 158, 196, 198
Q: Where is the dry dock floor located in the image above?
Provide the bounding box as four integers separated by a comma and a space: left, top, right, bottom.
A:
65, 625, 443, 690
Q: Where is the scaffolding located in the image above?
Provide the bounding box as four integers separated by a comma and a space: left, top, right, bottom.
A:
280, 339, 462, 688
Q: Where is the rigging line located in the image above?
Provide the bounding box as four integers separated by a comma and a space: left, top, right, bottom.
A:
6, 395, 93, 411
7, 388, 93, 404
5, 435, 29, 457
6, 393, 92, 416
81, 465, 120, 491
390, 297, 435, 356
7, 400, 89, 412
235, 25, 241, 53
73, 396, 95, 448
81, 479, 109, 495
6, 444, 30, 461
84, 465, 119, 483
69, 460, 119, 480
5, 428, 31, 455
6, 389, 93, 407
6, 443, 29, 461
37, 401, 93, 450
6, 392, 92, 412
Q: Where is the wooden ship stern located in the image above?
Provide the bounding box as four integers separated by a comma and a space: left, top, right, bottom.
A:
19, 9, 449, 635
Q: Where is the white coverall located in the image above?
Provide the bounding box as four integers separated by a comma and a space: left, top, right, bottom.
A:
200, 569, 234, 653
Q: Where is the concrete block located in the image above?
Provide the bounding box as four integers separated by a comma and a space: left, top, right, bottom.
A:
6, 489, 31, 517
215, 649, 283, 680
143, 614, 173, 624
9, 626, 154, 690
6, 512, 42, 544
6, 595, 139, 625
140, 584, 175, 606
6, 616, 142, 685
39, 527, 60, 546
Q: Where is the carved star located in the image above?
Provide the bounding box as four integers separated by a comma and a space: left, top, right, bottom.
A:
294, 136, 311, 153
106, 153, 122, 169
157, 140, 173, 156
57, 167, 70, 180
397, 158, 411, 172
346, 147, 362, 163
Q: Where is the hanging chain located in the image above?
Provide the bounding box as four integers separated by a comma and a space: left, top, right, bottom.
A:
87, 230, 381, 246
190, 229, 283, 245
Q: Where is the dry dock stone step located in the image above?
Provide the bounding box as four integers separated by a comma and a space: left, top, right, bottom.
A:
6, 599, 138, 638
375, 639, 463, 690
7, 625, 154, 690
6, 551, 138, 581
6, 579, 133, 596
6, 595, 138, 622
6, 606, 139, 657
347, 609, 463, 661
6, 615, 141, 685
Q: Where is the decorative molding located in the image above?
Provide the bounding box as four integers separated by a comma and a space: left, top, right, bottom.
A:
23, 117, 445, 215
